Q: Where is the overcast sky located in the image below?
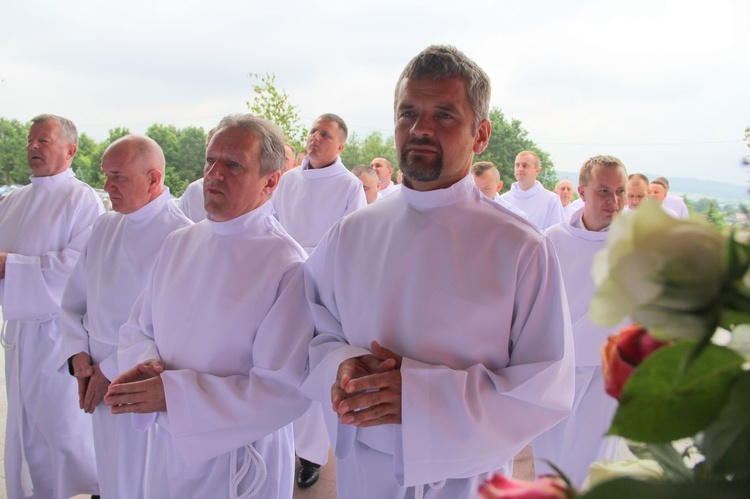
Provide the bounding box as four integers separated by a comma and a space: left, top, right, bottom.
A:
2, 0, 748, 186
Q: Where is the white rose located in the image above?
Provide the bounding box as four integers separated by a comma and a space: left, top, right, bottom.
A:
590, 199, 725, 341
581, 459, 664, 491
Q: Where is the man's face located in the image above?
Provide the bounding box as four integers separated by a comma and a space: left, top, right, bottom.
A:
395, 77, 490, 191
627, 177, 649, 210
579, 165, 627, 232
306, 119, 345, 168
283, 144, 296, 173
473, 169, 502, 199
102, 146, 155, 214
203, 127, 279, 222
555, 180, 574, 206
357, 173, 379, 204
370, 157, 393, 188
649, 183, 667, 203
26, 120, 76, 177
514, 153, 540, 190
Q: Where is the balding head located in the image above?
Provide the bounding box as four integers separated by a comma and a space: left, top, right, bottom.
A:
554, 179, 574, 207
102, 134, 166, 214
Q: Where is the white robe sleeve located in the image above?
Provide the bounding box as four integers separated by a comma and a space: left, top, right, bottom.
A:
158, 265, 312, 467
398, 238, 574, 485
58, 241, 92, 372
2, 201, 101, 321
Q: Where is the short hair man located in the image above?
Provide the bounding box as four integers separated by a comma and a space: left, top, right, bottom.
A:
301, 45, 573, 498
652, 176, 689, 218
352, 165, 380, 204
273, 113, 367, 253
532, 155, 629, 487
471, 160, 528, 219
500, 150, 566, 229
59, 135, 192, 497
626, 173, 650, 211
0, 114, 103, 498
105, 114, 312, 497
371, 156, 401, 198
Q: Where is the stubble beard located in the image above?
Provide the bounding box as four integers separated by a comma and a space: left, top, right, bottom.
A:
398, 145, 443, 183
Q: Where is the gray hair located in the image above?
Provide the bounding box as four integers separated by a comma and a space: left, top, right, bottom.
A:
395, 45, 491, 132
579, 155, 627, 187
351, 164, 379, 181
31, 113, 78, 146
215, 114, 285, 175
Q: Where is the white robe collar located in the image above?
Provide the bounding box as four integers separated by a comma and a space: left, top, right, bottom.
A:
402, 173, 474, 210
300, 156, 349, 178
207, 200, 275, 236
28, 168, 74, 189
509, 180, 544, 200
125, 187, 173, 226
566, 207, 610, 241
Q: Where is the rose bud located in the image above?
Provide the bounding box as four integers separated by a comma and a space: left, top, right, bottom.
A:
478, 473, 573, 499
602, 324, 669, 399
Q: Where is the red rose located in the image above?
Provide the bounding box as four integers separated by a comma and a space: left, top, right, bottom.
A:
602, 323, 669, 399
478, 473, 573, 499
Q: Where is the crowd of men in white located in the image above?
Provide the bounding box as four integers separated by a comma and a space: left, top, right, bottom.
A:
0, 45, 690, 499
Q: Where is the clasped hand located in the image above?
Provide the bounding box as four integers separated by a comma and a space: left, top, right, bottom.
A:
332, 341, 402, 427
104, 359, 167, 414
71, 352, 110, 414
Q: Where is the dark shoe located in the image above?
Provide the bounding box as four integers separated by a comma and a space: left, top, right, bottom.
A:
296, 460, 320, 489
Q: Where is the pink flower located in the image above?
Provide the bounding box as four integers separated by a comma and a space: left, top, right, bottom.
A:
602, 323, 669, 399
478, 473, 573, 499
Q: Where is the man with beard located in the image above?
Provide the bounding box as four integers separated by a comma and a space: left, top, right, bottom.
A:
302, 45, 574, 498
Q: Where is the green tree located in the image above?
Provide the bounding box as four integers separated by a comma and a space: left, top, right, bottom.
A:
147, 123, 196, 197
703, 199, 726, 228
340, 131, 397, 171
246, 72, 308, 151
475, 108, 557, 192
71, 132, 104, 187
177, 126, 207, 182
0, 118, 29, 185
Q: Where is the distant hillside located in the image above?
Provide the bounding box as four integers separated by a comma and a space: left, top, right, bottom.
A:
557, 171, 749, 204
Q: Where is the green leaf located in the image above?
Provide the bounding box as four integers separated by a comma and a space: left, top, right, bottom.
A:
701, 371, 750, 479
609, 341, 744, 442
581, 476, 750, 499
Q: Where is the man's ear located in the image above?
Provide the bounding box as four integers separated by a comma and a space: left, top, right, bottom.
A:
473, 119, 492, 154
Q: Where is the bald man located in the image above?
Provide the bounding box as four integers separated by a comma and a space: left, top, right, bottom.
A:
60, 135, 192, 497
555, 179, 578, 220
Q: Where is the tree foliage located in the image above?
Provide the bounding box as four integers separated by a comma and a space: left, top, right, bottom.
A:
340, 131, 397, 173
246, 72, 308, 151
475, 107, 557, 192
0, 118, 29, 185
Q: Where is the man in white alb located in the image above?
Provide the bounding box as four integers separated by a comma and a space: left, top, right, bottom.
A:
59, 134, 192, 497
0, 114, 103, 498
302, 45, 574, 498
500, 150, 565, 230
651, 176, 688, 218
104, 114, 312, 498
371, 156, 401, 198
273, 113, 367, 254
555, 178, 578, 220
352, 165, 381, 204
532, 155, 629, 487
273, 113, 367, 487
